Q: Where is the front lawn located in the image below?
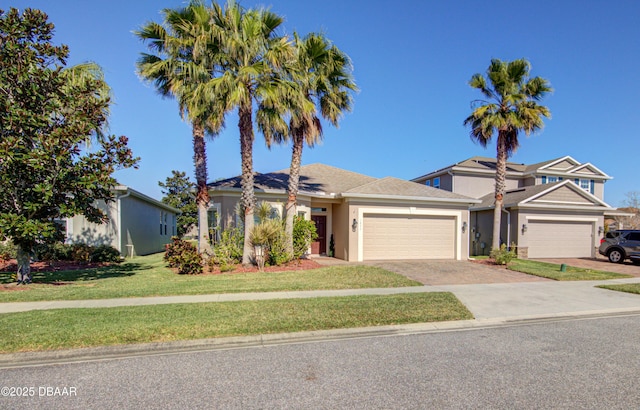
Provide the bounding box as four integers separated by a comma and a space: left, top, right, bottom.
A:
0, 292, 472, 353
507, 259, 632, 281
0, 253, 421, 302
597, 284, 640, 295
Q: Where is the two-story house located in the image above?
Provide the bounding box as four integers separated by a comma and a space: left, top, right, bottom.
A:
412, 156, 620, 259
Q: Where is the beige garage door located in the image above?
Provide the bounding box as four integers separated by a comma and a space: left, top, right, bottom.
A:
363, 214, 456, 260
527, 221, 593, 258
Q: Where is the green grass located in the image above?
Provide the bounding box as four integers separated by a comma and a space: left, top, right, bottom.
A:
597, 284, 640, 295
0, 253, 421, 302
0, 292, 472, 353
507, 259, 632, 281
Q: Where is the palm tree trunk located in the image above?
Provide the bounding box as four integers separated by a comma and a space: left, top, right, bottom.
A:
239, 101, 255, 265
284, 129, 304, 257
193, 121, 212, 257
492, 130, 508, 250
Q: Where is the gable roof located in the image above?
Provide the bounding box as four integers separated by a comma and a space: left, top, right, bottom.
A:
412, 155, 611, 181
209, 164, 478, 203
113, 185, 180, 214
472, 180, 612, 210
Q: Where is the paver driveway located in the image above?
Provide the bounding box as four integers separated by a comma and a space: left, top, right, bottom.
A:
360, 260, 550, 285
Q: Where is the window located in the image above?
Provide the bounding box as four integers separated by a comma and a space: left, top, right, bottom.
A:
425, 180, 431, 187
574, 178, 594, 194
160, 211, 164, 235
164, 213, 168, 235
542, 176, 558, 184
433, 177, 440, 189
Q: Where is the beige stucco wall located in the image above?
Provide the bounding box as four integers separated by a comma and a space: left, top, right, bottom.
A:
452, 174, 519, 198
331, 202, 349, 260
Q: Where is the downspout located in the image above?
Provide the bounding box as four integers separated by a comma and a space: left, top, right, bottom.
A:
116, 189, 131, 256
448, 170, 455, 192
502, 208, 511, 248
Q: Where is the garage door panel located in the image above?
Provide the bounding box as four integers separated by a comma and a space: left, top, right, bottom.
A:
363, 214, 455, 260
527, 221, 593, 258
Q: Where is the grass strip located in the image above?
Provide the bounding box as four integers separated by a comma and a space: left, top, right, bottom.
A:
0, 254, 420, 303
507, 259, 631, 281
597, 284, 640, 295
0, 293, 472, 353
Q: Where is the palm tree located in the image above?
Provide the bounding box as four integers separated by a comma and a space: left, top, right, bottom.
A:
208, 1, 293, 265
136, 1, 225, 256
258, 32, 356, 257
464, 58, 552, 251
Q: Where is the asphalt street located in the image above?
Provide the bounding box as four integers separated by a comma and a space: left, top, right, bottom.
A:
2, 314, 639, 409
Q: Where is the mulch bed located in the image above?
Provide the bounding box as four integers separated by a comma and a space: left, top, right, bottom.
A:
469, 258, 508, 269
0, 259, 110, 273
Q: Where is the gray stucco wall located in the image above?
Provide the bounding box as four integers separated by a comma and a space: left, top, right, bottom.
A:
119, 195, 176, 256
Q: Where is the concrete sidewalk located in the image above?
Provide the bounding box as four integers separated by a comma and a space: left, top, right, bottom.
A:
2, 277, 640, 320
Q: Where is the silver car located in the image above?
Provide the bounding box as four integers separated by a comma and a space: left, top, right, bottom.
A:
599, 230, 640, 264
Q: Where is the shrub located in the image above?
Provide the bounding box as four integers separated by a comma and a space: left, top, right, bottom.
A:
293, 216, 318, 260
164, 237, 203, 274
266, 226, 290, 266
490, 243, 517, 265
70, 243, 92, 262
0, 241, 17, 261
34, 242, 72, 261
212, 228, 244, 271
90, 245, 121, 263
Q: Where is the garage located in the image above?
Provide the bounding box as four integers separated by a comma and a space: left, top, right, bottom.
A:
526, 220, 593, 258
363, 214, 456, 260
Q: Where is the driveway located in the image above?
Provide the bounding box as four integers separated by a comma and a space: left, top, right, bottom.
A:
532, 255, 640, 277
359, 259, 550, 285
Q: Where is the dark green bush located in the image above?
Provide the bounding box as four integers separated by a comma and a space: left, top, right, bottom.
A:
70, 243, 92, 262
90, 245, 121, 263
293, 216, 318, 260
165, 237, 203, 274
34, 242, 72, 261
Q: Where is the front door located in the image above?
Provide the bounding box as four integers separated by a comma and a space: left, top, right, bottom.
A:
311, 215, 327, 255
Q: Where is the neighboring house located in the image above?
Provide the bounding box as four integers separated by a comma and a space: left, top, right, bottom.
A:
65, 185, 179, 257
207, 164, 479, 262
412, 156, 627, 259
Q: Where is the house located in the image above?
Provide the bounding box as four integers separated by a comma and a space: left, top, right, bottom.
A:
65, 185, 179, 257
207, 164, 479, 261
412, 156, 625, 258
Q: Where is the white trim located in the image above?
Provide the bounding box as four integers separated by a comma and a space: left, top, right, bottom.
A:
356, 207, 463, 262
537, 156, 579, 171
567, 162, 611, 178
517, 204, 611, 211
520, 180, 611, 207
341, 192, 480, 204
525, 216, 598, 222
532, 199, 597, 205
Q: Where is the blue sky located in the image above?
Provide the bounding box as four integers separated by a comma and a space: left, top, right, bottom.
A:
8, 0, 640, 206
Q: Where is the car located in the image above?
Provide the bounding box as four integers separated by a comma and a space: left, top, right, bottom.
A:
599, 230, 640, 264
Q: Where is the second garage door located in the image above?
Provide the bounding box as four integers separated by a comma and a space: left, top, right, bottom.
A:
527, 220, 593, 258
363, 214, 456, 260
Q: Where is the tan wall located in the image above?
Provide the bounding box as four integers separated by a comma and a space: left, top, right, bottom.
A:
534, 187, 594, 204
331, 202, 350, 260
453, 174, 519, 198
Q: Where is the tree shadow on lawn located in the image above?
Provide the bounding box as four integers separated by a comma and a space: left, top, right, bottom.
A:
0, 262, 145, 285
